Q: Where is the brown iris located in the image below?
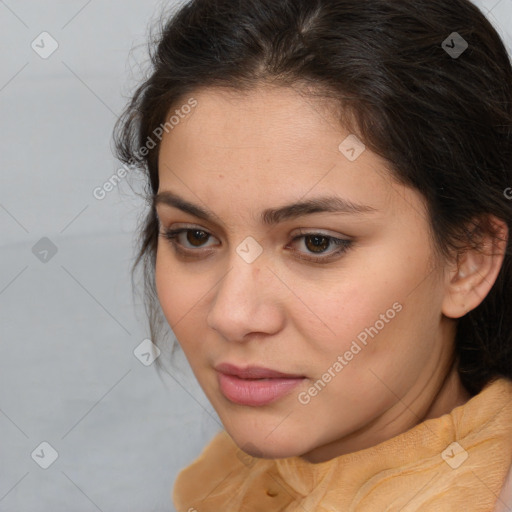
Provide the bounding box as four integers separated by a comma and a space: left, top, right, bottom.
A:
187, 230, 209, 247
304, 235, 330, 253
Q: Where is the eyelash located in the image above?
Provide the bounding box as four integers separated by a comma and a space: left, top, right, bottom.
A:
159, 227, 353, 263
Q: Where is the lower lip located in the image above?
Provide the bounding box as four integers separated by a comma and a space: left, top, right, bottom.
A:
217, 372, 305, 406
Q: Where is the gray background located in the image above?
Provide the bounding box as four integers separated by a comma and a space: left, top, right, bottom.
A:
0, 1, 511, 511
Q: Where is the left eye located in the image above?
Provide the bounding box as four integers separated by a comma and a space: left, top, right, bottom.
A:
291, 233, 351, 256
159, 228, 353, 261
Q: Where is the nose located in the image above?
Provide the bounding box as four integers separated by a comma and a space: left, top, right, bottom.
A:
206, 251, 285, 342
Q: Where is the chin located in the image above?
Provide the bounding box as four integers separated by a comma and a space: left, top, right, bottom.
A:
226, 424, 309, 460
239, 440, 302, 460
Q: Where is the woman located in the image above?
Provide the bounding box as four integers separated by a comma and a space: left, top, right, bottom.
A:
114, 0, 512, 509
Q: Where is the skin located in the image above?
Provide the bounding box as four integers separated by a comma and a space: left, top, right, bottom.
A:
154, 84, 507, 463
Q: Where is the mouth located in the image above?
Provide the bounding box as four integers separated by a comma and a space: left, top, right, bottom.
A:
215, 362, 306, 406
215, 362, 305, 379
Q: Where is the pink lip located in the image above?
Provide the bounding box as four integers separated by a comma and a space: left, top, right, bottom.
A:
215, 363, 306, 406
215, 363, 304, 379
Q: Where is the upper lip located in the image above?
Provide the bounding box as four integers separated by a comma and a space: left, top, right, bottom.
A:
215, 363, 304, 379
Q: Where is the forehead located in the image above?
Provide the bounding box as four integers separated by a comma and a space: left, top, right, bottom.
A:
159, 85, 376, 173
156, 85, 416, 221
160, 85, 343, 161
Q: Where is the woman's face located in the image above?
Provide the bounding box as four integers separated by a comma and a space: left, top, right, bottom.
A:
155, 85, 465, 462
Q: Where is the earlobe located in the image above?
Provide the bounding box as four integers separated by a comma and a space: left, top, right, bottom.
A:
442, 216, 508, 319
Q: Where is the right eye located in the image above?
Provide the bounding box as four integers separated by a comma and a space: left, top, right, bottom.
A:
159, 227, 219, 256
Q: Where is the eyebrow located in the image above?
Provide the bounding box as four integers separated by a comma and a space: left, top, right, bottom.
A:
154, 190, 378, 226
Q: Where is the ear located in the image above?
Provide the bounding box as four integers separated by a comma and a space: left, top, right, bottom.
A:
442, 215, 509, 319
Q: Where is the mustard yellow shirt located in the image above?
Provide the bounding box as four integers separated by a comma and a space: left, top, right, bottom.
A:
172, 377, 512, 511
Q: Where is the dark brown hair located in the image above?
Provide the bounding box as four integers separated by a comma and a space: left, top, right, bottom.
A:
114, 0, 512, 396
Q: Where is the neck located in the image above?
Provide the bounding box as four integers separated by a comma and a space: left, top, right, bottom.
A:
421, 358, 471, 421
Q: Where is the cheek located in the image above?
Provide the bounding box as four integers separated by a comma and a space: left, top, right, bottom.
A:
154, 252, 174, 319
154, 251, 212, 355
291, 269, 400, 354
154, 251, 193, 331
292, 252, 433, 369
